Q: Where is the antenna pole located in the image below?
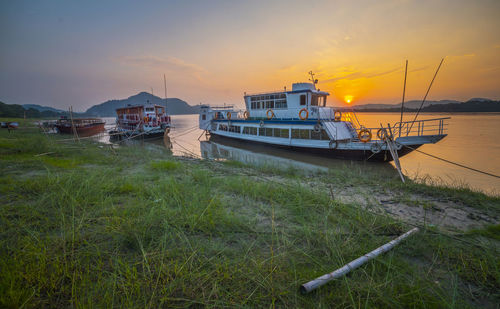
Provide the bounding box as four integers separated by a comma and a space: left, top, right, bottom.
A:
163, 74, 168, 113
399, 60, 408, 137
151, 87, 154, 97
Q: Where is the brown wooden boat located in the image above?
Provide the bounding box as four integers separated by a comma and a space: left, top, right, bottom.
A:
55, 117, 105, 136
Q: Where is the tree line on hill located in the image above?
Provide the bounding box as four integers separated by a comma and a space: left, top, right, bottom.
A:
0, 101, 66, 118
352, 100, 500, 113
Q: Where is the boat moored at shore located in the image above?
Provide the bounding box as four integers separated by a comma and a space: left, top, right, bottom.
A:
55, 117, 105, 136
199, 74, 449, 162
111, 102, 171, 140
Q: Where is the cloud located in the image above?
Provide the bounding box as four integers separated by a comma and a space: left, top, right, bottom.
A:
320, 67, 400, 83
115, 55, 207, 81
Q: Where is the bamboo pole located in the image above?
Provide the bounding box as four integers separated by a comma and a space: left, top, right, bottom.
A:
69, 106, 80, 142
300, 227, 419, 293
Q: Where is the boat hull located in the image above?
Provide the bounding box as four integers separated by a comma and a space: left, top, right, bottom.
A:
208, 133, 421, 162
55, 122, 105, 136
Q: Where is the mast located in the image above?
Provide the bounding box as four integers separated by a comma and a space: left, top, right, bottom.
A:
308, 71, 318, 89
163, 74, 168, 113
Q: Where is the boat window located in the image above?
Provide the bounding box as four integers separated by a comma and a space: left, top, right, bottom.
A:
299, 129, 310, 139
202, 114, 206, 120
229, 125, 241, 133
274, 128, 289, 138
146, 108, 154, 111
311, 130, 321, 140
265, 128, 273, 136
311, 96, 318, 106
259, 128, 265, 136
243, 127, 257, 135
300, 95, 306, 106
211, 123, 217, 130
312, 95, 326, 107
291, 129, 300, 139
275, 99, 287, 109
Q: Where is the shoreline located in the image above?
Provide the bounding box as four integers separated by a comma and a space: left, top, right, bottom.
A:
1, 119, 499, 307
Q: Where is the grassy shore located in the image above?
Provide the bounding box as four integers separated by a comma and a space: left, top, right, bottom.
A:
1, 119, 499, 308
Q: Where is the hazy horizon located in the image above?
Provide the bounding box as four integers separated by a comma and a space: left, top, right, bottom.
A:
1, 0, 499, 113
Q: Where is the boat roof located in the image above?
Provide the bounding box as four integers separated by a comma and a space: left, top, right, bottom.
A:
116, 104, 165, 111
244, 82, 329, 98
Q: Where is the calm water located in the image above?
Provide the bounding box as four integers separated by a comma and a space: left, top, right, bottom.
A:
105, 113, 500, 195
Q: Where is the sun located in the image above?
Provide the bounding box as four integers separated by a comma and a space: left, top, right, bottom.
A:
344, 95, 353, 104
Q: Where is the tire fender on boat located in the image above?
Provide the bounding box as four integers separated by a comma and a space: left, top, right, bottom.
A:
314, 123, 321, 133
329, 140, 338, 149
358, 128, 372, 143
259, 120, 265, 128
299, 108, 309, 120
395, 142, 403, 150
266, 109, 274, 119
370, 143, 382, 154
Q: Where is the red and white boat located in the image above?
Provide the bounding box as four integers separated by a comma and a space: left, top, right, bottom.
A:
114, 103, 171, 139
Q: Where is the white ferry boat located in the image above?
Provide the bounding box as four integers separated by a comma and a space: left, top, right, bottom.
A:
198, 74, 449, 162
112, 101, 171, 139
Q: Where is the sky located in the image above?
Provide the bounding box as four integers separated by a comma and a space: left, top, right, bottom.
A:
1, 0, 499, 112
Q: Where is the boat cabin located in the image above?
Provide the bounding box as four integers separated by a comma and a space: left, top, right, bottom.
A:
116, 103, 170, 132
243, 82, 330, 120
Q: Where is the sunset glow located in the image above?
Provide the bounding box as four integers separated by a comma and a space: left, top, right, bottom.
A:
1, 1, 499, 111
344, 95, 353, 104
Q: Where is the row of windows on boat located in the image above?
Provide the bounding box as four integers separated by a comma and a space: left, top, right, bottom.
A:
250, 94, 286, 101
216, 124, 330, 140
250, 99, 287, 110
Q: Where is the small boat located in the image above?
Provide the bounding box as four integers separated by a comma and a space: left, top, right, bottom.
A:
198, 73, 449, 162
1, 122, 19, 130
112, 102, 171, 139
55, 117, 105, 136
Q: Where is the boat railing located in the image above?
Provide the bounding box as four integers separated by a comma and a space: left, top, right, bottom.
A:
351, 117, 450, 139
392, 117, 450, 137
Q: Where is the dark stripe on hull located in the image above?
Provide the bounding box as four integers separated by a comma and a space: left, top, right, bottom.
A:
209, 133, 419, 162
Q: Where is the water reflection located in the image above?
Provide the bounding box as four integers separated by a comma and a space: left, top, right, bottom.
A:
200, 135, 398, 177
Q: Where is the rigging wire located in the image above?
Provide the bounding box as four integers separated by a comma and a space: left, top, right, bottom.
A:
407, 58, 444, 134
403, 145, 499, 179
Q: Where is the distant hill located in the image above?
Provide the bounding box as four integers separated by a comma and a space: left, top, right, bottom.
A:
352, 99, 461, 110
85, 92, 200, 117
0, 101, 66, 118
22, 104, 66, 113
353, 100, 500, 113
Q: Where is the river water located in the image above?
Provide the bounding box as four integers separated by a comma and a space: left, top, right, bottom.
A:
104, 113, 500, 195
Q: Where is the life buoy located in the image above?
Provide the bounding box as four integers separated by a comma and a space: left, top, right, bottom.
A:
299, 108, 309, 120
243, 111, 250, 119
266, 109, 274, 119
214, 112, 219, 120
334, 111, 342, 122
143, 116, 148, 123
377, 128, 388, 141
226, 112, 232, 119
358, 128, 372, 143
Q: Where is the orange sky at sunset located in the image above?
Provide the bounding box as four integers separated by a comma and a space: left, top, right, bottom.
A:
1, 0, 499, 111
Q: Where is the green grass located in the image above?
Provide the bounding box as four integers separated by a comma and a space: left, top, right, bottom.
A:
0, 120, 499, 308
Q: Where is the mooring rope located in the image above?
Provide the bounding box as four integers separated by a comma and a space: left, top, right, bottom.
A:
403, 145, 500, 179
